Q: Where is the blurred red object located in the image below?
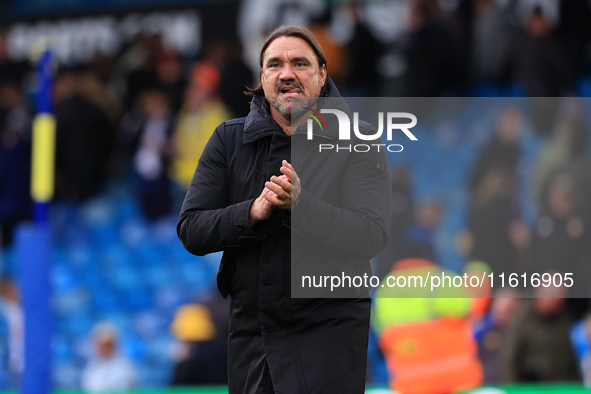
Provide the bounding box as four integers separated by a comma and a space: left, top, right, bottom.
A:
191, 60, 221, 94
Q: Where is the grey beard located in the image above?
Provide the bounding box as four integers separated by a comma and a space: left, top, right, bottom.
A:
273, 100, 307, 121
272, 96, 318, 121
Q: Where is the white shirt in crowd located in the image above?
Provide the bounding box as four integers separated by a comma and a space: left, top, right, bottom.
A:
81, 353, 137, 392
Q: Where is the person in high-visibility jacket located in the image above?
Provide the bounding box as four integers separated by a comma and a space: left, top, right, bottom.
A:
373, 258, 490, 394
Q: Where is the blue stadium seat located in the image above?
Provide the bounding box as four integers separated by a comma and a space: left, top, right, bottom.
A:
120, 334, 148, 363
53, 362, 81, 390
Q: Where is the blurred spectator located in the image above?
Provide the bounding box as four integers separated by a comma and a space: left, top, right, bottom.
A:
502, 5, 574, 96
0, 276, 23, 385
121, 33, 162, 110
169, 298, 229, 385
76, 65, 125, 180
533, 107, 591, 211
504, 283, 581, 382
469, 107, 521, 192
475, 289, 521, 383
470, 0, 513, 83
79, 66, 124, 131
54, 69, 116, 201
468, 108, 527, 276
402, 199, 443, 262
373, 258, 485, 394
556, 0, 591, 80
132, 89, 175, 219
401, 0, 461, 96
81, 322, 137, 392
171, 61, 231, 190
374, 166, 415, 281
155, 50, 187, 114
530, 173, 591, 292
0, 82, 31, 246
218, 40, 254, 118
0, 31, 30, 88
308, 10, 349, 94
571, 312, 591, 388
345, 4, 383, 96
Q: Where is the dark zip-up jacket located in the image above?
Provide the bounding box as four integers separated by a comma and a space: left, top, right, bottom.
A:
178, 77, 391, 394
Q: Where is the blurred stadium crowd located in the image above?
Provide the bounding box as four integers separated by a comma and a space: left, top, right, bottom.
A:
1, 0, 591, 391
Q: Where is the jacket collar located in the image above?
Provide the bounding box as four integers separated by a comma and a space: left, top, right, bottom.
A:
243, 76, 345, 144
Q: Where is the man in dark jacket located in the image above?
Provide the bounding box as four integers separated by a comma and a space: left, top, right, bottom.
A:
177, 25, 391, 394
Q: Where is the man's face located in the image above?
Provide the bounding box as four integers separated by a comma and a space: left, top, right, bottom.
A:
95, 335, 116, 358
261, 36, 327, 121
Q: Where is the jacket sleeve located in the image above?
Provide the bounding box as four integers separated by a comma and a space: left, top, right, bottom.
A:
291, 147, 392, 260
177, 123, 263, 256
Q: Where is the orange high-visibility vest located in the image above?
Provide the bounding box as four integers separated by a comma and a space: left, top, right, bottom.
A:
379, 318, 483, 394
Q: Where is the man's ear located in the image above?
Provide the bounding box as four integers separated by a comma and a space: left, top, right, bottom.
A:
319, 65, 327, 87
